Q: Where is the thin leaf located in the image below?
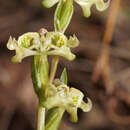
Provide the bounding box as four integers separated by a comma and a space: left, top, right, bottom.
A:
60, 68, 68, 84
45, 108, 65, 130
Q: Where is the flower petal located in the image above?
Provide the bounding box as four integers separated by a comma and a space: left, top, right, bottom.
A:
95, 0, 110, 11
67, 35, 79, 48
47, 46, 76, 61
42, 0, 59, 8
7, 36, 17, 50
80, 98, 92, 112
12, 47, 39, 63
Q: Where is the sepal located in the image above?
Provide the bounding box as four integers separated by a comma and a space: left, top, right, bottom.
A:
60, 68, 68, 85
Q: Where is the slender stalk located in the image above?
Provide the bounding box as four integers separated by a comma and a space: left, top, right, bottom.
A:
92, 0, 120, 93
103, 0, 120, 45
49, 56, 59, 83
37, 105, 45, 130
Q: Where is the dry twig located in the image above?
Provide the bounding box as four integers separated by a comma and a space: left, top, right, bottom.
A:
92, 0, 121, 94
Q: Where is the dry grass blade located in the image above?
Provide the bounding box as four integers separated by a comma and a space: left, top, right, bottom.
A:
92, 0, 121, 94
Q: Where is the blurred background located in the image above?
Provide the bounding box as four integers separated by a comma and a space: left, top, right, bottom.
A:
0, 0, 130, 130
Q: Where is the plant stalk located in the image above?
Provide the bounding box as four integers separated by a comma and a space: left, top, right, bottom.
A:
103, 0, 120, 45
37, 105, 46, 130
49, 56, 59, 83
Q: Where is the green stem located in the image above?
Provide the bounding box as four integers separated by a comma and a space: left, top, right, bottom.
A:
37, 105, 45, 130
49, 56, 59, 83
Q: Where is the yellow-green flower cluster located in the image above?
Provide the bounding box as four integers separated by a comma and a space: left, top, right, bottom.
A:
7, 30, 79, 63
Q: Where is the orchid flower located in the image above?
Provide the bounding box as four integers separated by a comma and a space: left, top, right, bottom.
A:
40, 71, 92, 123
7, 33, 41, 63
7, 30, 79, 63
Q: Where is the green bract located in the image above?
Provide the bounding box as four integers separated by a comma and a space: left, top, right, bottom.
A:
54, 0, 73, 33
7, 31, 79, 62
